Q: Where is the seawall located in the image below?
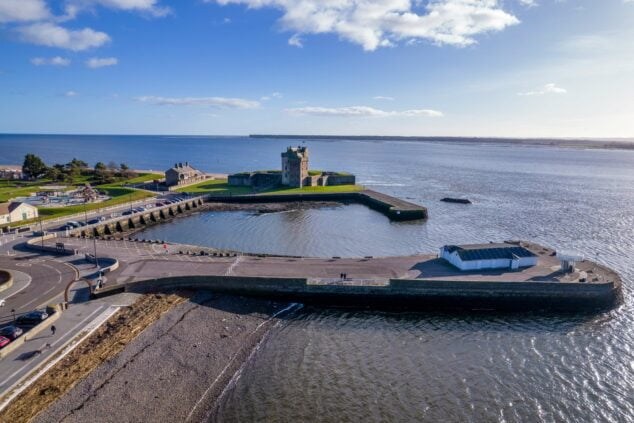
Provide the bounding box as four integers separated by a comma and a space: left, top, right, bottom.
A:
204, 190, 427, 221
94, 274, 621, 311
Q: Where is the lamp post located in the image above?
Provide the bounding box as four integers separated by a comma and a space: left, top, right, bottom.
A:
38, 217, 44, 249
83, 194, 99, 269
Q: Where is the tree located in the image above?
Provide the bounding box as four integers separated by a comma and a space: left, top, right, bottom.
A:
120, 163, 131, 178
94, 162, 107, 175
107, 161, 118, 173
22, 154, 47, 179
68, 158, 88, 169
45, 166, 61, 181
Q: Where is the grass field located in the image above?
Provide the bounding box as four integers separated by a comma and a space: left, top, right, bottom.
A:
176, 178, 363, 196
175, 179, 253, 195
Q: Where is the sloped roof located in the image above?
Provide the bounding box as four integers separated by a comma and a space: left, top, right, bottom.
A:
444, 243, 536, 261
0, 202, 31, 215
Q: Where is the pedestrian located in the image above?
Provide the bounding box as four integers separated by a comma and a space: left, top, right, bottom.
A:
51, 325, 56, 336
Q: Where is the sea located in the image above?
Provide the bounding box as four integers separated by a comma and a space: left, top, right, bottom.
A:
1, 134, 633, 422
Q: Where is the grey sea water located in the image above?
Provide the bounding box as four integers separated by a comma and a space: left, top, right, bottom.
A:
1, 134, 632, 422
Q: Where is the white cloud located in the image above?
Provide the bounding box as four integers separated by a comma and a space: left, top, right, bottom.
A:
261, 92, 282, 100
30, 56, 71, 66
17, 23, 110, 51
86, 57, 118, 68
215, 0, 519, 51
135, 96, 261, 109
288, 34, 303, 48
518, 0, 537, 7
373, 96, 395, 101
65, 90, 78, 96
518, 83, 567, 96
286, 106, 443, 117
64, 0, 170, 18
0, 0, 50, 23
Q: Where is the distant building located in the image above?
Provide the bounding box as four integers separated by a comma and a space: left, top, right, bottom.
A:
281, 146, 309, 188
0, 202, 39, 225
440, 243, 537, 271
229, 147, 355, 189
165, 162, 206, 187
0, 168, 23, 180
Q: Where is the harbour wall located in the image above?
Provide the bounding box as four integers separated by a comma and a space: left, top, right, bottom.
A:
68, 197, 204, 238
93, 275, 621, 311
204, 190, 428, 221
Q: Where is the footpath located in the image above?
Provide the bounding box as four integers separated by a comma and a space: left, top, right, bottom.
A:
0, 291, 141, 410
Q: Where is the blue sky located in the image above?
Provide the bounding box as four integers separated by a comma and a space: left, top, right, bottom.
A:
0, 0, 633, 137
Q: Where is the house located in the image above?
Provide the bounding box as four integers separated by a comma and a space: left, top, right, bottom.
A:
165, 162, 206, 187
439, 243, 538, 271
0, 202, 39, 225
0, 168, 23, 180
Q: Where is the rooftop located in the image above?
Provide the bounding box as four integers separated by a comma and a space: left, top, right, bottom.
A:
443, 243, 537, 261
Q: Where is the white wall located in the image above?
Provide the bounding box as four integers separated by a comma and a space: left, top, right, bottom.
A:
440, 248, 537, 271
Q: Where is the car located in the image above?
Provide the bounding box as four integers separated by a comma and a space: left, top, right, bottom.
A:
155, 202, 165, 207
0, 336, 10, 348
0, 299, 5, 307
87, 216, 106, 225
76, 221, 87, 227
67, 221, 81, 228
0, 325, 23, 340
16, 310, 49, 325
122, 210, 133, 216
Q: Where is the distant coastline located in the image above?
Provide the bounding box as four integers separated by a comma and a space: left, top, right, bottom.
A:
250, 134, 634, 150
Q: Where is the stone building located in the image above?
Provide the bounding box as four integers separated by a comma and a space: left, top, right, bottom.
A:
228, 147, 355, 189
0, 202, 38, 225
281, 146, 309, 188
165, 162, 206, 187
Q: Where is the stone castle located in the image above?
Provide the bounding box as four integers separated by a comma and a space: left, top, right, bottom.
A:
281, 146, 309, 187
228, 146, 355, 189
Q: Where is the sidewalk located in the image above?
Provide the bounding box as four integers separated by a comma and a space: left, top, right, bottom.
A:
0, 292, 140, 405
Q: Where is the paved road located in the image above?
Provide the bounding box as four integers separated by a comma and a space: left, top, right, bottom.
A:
0, 293, 139, 401
0, 256, 76, 322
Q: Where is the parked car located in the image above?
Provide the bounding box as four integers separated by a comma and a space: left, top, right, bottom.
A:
59, 224, 73, 231
67, 221, 81, 228
0, 336, 10, 348
122, 210, 133, 216
76, 221, 87, 227
87, 216, 106, 225
0, 325, 23, 340
16, 310, 49, 325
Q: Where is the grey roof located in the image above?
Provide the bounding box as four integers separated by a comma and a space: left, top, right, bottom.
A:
444, 243, 536, 261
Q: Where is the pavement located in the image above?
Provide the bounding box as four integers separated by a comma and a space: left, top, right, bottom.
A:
0, 292, 140, 403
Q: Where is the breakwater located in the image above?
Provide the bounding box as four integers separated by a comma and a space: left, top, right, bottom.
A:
204, 190, 427, 221
94, 273, 621, 311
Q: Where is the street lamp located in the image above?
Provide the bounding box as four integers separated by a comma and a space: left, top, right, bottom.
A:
38, 217, 44, 249
83, 192, 99, 269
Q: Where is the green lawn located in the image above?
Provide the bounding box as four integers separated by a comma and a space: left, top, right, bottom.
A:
261, 184, 363, 194
0, 179, 50, 202
175, 179, 253, 195
176, 178, 363, 196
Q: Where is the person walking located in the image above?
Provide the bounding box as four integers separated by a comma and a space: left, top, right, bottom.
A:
51, 325, 56, 336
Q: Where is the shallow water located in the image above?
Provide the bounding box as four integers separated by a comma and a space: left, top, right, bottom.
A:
1, 135, 633, 422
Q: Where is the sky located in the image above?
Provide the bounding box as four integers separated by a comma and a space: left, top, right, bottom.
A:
0, 0, 633, 138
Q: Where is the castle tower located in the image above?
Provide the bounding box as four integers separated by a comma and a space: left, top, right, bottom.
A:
281, 146, 309, 187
